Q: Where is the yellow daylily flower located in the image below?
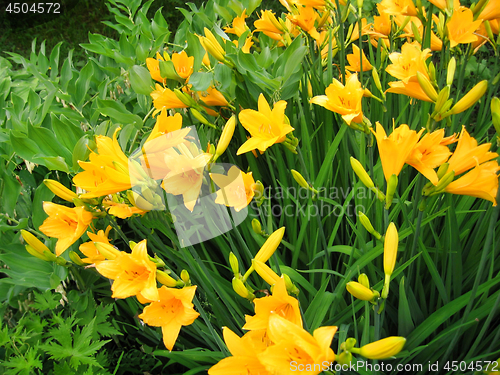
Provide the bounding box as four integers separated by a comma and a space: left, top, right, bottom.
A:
445, 161, 500, 206
208, 328, 271, 375
198, 86, 229, 107
254, 10, 285, 41
39, 203, 94, 256
446, 126, 498, 176
171, 50, 194, 80
150, 84, 190, 110
161, 146, 212, 212
310, 73, 364, 126
405, 128, 453, 185
211, 166, 256, 212
477, 0, 500, 20
243, 276, 302, 330
138, 285, 199, 351
237, 94, 294, 155
287, 5, 321, 40
379, 0, 418, 16
103, 199, 148, 219
224, 9, 249, 37
258, 314, 337, 374
371, 122, 424, 181
73, 129, 132, 199
346, 44, 372, 72
95, 239, 159, 301
447, 7, 482, 48
146, 52, 168, 83
79, 226, 112, 264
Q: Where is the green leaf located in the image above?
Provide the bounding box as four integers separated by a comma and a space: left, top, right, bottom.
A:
159, 60, 183, 82
32, 183, 55, 229
51, 114, 84, 153
129, 65, 154, 95
188, 72, 213, 91
398, 277, 415, 337
97, 99, 143, 129
74, 61, 94, 108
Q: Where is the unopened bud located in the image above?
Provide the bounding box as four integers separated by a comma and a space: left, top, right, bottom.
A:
232, 277, 255, 300
347, 281, 377, 301
417, 72, 438, 102
450, 80, 488, 114
385, 174, 398, 209
157, 270, 178, 287
181, 269, 191, 285
252, 219, 263, 235
229, 252, 239, 274
215, 116, 236, 159
350, 157, 375, 189
283, 273, 299, 295
174, 89, 197, 107
358, 212, 382, 240
43, 179, 78, 202
357, 337, 406, 359
358, 273, 370, 289
69, 251, 86, 266
190, 108, 210, 125
447, 57, 456, 86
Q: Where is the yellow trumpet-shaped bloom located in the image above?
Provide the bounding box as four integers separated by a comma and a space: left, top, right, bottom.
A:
287, 5, 321, 40
146, 110, 183, 143
171, 50, 194, 80
447, 7, 482, 48
445, 161, 500, 206
146, 52, 168, 83
103, 199, 148, 219
310, 73, 365, 125
254, 10, 285, 41
138, 285, 199, 351
386, 42, 432, 84
346, 44, 372, 72
208, 328, 271, 375
79, 226, 112, 264
73, 129, 132, 199
224, 9, 249, 37
95, 239, 159, 301
161, 147, 212, 212
39, 203, 94, 256
358, 337, 406, 359
244, 276, 302, 330
198, 86, 229, 107
406, 128, 453, 185
446, 126, 498, 176
258, 314, 337, 374
372, 123, 424, 182
211, 166, 256, 212
237, 94, 294, 155
478, 0, 500, 20
379, 0, 418, 16
150, 84, 190, 110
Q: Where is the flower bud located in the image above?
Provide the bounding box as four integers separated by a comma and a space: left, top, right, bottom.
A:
21, 230, 51, 254
252, 259, 280, 285
94, 242, 120, 260
254, 227, 285, 263
174, 89, 197, 107
450, 80, 488, 115
232, 277, 255, 300
434, 170, 455, 193
350, 157, 375, 189
372, 68, 385, 98
336, 351, 353, 365
229, 252, 239, 275
69, 251, 86, 266
156, 270, 178, 287
283, 273, 299, 295
181, 269, 191, 285
25, 245, 51, 261
43, 179, 78, 202
447, 57, 456, 86
215, 116, 236, 159
417, 72, 438, 102
347, 281, 377, 301
358, 273, 370, 289
385, 174, 398, 209
358, 337, 406, 359
252, 219, 263, 235
491, 97, 500, 136
291, 169, 309, 189
358, 212, 382, 240
436, 163, 449, 179
190, 108, 210, 126
382, 222, 398, 299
